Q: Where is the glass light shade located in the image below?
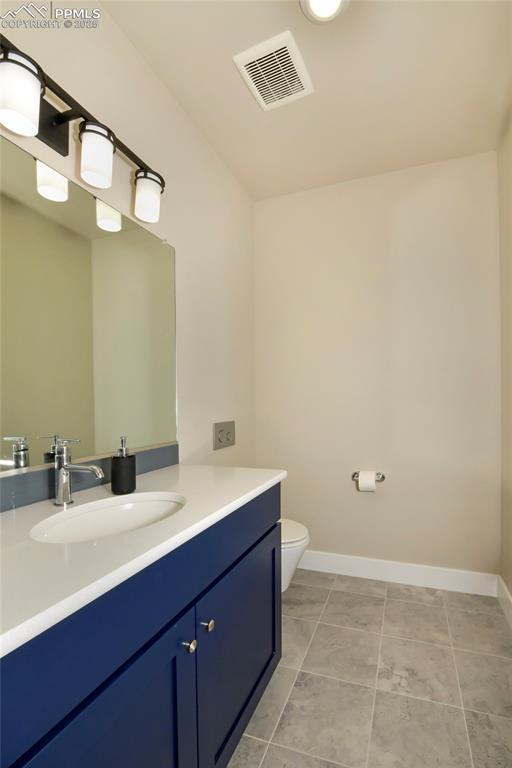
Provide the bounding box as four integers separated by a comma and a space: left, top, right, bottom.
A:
80, 123, 114, 189
134, 173, 163, 224
36, 161, 68, 202
96, 199, 122, 232
300, 0, 348, 22
0, 51, 41, 136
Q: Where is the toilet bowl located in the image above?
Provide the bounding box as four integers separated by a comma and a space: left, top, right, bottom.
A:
281, 518, 310, 592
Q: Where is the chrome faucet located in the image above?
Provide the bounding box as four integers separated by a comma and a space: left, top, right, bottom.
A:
0, 436, 30, 468
54, 438, 104, 506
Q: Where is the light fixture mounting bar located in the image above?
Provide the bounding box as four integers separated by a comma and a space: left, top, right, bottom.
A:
0, 34, 162, 182
38, 98, 70, 156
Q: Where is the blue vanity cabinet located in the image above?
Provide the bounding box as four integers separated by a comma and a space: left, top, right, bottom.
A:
1, 485, 281, 768
22, 608, 198, 768
196, 524, 281, 767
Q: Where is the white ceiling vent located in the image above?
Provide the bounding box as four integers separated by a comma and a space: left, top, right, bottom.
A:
233, 31, 314, 112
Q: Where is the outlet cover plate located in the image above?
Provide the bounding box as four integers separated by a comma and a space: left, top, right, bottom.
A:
213, 421, 236, 450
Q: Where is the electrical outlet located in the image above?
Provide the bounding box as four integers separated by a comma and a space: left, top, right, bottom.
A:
213, 421, 236, 450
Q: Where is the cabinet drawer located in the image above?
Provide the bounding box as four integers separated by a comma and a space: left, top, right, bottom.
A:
20, 609, 198, 768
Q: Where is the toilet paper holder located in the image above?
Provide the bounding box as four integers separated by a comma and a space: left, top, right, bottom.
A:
351, 471, 386, 483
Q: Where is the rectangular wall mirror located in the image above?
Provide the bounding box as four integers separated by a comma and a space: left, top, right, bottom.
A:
0, 137, 177, 471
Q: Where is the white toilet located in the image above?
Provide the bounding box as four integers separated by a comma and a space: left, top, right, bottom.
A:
281, 518, 310, 592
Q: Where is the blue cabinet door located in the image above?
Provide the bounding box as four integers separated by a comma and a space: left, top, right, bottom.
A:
21, 608, 198, 768
195, 525, 281, 768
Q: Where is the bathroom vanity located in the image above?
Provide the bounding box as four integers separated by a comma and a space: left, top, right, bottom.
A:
0, 121, 284, 768
0, 465, 285, 768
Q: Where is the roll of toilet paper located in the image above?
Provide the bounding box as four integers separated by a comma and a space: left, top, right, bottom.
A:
357, 471, 377, 492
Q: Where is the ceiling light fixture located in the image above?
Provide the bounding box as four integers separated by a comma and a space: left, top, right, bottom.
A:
0, 34, 166, 223
0, 48, 44, 136
79, 121, 116, 189
134, 170, 165, 224
96, 199, 122, 232
36, 160, 68, 202
300, 0, 349, 23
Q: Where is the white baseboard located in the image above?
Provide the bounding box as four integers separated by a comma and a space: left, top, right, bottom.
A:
299, 549, 498, 597
498, 576, 512, 629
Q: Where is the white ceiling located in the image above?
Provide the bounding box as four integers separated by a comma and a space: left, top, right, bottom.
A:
107, 0, 512, 200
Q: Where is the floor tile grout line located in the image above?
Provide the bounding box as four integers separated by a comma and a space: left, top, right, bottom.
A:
373, 687, 467, 712
385, 596, 445, 608
381, 631, 512, 660
298, 617, 452, 649
298, 667, 375, 691
284, 656, 470, 711
381, 629, 451, 647
291, 581, 336, 592
293, 583, 386, 600
295, 575, 503, 597
295, 576, 505, 616
256, 578, 339, 768
311, 619, 512, 660
389, 596, 503, 615
283, 619, 512, 659
294, 578, 506, 615
315, 621, 381, 638
281, 614, 319, 626
290, 593, 506, 622
269, 739, 353, 768
293, 666, 466, 711
364, 581, 387, 768
463, 706, 512, 721
451, 646, 512, 661
238, 734, 352, 768
269, 738, 353, 767
451, 645, 512, 661
447, 607, 506, 617
243, 734, 269, 745
443, 593, 476, 768
379, 631, 449, 649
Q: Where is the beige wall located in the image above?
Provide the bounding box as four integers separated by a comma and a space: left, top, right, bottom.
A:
91, 231, 176, 453
254, 153, 501, 573
499, 116, 512, 590
1, 195, 95, 459
1, 1, 254, 466
2, 5, 507, 578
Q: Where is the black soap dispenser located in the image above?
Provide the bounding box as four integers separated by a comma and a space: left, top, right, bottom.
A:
111, 436, 136, 495
39, 434, 60, 464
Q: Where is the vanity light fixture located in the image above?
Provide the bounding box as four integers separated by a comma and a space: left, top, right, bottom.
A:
0, 35, 166, 223
300, 0, 349, 23
36, 160, 69, 202
0, 48, 44, 136
79, 121, 116, 190
134, 170, 165, 224
96, 198, 122, 232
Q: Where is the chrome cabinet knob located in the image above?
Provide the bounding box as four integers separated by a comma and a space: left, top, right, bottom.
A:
200, 619, 215, 633
182, 639, 197, 654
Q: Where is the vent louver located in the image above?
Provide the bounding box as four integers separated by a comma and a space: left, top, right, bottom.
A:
234, 31, 314, 111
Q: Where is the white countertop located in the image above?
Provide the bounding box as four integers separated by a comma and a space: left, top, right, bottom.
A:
0, 464, 286, 659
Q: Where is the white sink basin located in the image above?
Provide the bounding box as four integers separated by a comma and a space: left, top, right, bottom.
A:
29, 492, 186, 544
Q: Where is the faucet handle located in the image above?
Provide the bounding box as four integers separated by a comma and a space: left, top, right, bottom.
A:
3, 436, 28, 449
54, 438, 80, 459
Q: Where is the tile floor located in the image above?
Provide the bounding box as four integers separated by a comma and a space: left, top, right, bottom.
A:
229, 570, 512, 768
